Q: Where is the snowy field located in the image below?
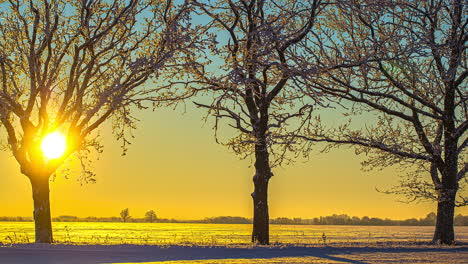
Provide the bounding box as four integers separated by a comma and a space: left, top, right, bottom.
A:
1, 243, 467, 264
1, 223, 468, 263
2, 222, 468, 245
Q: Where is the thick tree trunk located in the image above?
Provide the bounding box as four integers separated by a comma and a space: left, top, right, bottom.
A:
251, 140, 272, 245
30, 176, 53, 243
432, 75, 459, 245
433, 189, 456, 245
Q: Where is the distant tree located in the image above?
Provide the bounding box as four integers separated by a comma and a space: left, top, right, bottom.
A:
351, 216, 360, 225
185, 0, 324, 245
454, 214, 468, 226
361, 216, 370, 225
0, 0, 192, 243
55, 215, 79, 222
420, 212, 437, 226
297, 0, 467, 244
120, 208, 131, 223
144, 210, 157, 223
203, 216, 251, 224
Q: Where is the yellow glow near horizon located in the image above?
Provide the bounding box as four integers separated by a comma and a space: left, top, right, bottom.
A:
41, 132, 67, 160
1, 108, 467, 220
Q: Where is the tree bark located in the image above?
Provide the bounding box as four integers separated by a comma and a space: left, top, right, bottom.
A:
30, 176, 53, 243
251, 139, 272, 245
433, 188, 456, 244
432, 78, 459, 245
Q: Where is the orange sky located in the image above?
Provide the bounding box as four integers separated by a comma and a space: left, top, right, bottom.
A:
1, 106, 467, 220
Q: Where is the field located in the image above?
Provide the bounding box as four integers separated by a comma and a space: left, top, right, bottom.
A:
1, 222, 468, 263
2, 222, 468, 245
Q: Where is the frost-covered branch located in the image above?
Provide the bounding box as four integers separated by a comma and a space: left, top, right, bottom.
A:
0, 0, 193, 180
295, 0, 467, 213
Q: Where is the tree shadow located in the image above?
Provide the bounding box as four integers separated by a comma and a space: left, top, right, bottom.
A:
1, 244, 467, 264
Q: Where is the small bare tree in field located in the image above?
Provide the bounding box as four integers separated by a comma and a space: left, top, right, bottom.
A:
296, 0, 467, 245
184, 0, 324, 245
0, 0, 192, 243
144, 210, 157, 222
120, 208, 131, 223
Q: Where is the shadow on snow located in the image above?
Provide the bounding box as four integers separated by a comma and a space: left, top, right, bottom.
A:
1, 244, 468, 264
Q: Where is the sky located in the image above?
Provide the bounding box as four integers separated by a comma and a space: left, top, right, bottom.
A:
0, 0, 465, 222
1, 105, 467, 221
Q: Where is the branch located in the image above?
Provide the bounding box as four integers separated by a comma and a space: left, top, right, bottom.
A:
297, 134, 431, 161
193, 101, 251, 134
458, 163, 467, 181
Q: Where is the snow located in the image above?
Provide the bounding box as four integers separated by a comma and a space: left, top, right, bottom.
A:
1, 243, 467, 264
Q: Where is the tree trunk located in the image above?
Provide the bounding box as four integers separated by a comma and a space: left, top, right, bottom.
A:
433, 87, 459, 245
30, 176, 53, 243
251, 140, 272, 245
433, 189, 456, 244
431, 74, 458, 245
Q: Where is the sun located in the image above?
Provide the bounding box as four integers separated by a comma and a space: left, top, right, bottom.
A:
40, 132, 67, 160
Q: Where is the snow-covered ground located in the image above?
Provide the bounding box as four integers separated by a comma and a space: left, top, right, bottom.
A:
2, 224, 468, 263
2, 222, 468, 245
1, 243, 467, 264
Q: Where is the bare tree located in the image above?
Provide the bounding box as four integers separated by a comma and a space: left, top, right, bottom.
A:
120, 208, 131, 223
296, 0, 467, 244
0, 0, 191, 243
144, 210, 157, 222
184, 0, 324, 245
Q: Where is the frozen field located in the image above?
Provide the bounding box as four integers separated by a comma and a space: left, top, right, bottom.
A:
1, 222, 468, 245
1, 223, 468, 263
0, 243, 467, 264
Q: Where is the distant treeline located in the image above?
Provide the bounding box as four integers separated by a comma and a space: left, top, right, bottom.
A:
1, 213, 468, 226
269, 213, 468, 226
0, 215, 252, 224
